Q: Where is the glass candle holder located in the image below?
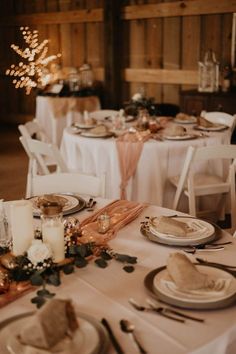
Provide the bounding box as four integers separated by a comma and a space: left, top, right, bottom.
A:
40, 203, 65, 263
97, 213, 110, 234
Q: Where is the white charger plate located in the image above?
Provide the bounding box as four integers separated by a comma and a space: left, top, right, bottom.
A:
0, 312, 109, 354
74, 122, 97, 129
148, 217, 215, 246
195, 124, 228, 131
80, 131, 113, 138
148, 265, 236, 309
163, 134, 197, 141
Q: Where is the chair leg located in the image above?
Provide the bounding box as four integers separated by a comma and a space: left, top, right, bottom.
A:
188, 193, 197, 216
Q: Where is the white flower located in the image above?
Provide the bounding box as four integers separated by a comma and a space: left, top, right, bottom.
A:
132, 93, 143, 102
27, 239, 52, 265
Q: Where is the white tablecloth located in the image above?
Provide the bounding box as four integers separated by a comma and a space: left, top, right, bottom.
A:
36, 95, 101, 146
60, 125, 230, 212
1, 199, 236, 354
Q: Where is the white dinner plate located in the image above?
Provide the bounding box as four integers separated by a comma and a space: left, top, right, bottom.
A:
29, 193, 86, 217
174, 116, 197, 124
74, 122, 97, 129
0, 312, 109, 354
195, 124, 228, 131
148, 217, 215, 246
80, 131, 113, 138
162, 134, 197, 141
150, 265, 236, 309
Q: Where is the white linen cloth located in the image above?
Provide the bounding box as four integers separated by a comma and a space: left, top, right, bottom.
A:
1, 198, 236, 354
36, 95, 101, 146
60, 125, 230, 212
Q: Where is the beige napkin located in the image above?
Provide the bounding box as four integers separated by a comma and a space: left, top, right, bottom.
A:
116, 131, 151, 199
79, 199, 147, 245
197, 116, 219, 128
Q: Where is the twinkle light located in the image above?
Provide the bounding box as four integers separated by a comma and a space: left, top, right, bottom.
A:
6, 26, 61, 95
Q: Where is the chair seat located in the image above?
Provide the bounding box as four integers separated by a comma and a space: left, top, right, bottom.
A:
170, 173, 224, 188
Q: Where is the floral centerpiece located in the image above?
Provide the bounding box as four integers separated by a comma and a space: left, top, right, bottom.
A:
124, 92, 160, 117
0, 214, 138, 308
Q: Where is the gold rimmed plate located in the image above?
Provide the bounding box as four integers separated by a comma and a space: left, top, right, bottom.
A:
141, 216, 215, 247
29, 193, 86, 218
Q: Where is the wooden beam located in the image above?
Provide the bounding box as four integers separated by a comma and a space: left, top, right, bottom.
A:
103, 0, 122, 109
0, 8, 103, 26
124, 68, 198, 85
122, 0, 236, 20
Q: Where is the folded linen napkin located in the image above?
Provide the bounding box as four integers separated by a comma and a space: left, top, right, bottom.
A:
79, 199, 147, 245
197, 116, 220, 128
164, 125, 186, 137
150, 216, 189, 237
166, 253, 232, 295
116, 130, 151, 199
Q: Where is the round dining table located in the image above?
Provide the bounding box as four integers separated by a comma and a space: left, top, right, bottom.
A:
1, 197, 236, 354
60, 121, 231, 213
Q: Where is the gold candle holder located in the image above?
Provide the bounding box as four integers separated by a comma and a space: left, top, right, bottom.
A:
97, 213, 110, 234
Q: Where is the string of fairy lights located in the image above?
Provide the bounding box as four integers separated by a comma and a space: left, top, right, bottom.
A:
5, 26, 61, 95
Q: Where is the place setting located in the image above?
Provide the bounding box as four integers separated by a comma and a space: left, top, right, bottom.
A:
161, 125, 198, 141
144, 252, 236, 311
193, 116, 229, 132
0, 298, 110, 354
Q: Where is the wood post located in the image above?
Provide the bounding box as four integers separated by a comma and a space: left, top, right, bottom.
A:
103, 0, 122, 109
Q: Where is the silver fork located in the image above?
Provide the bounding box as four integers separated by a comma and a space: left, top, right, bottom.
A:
128, 298, 185, 323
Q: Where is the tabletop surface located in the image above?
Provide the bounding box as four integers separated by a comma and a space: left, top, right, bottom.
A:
1, 198, 236, 354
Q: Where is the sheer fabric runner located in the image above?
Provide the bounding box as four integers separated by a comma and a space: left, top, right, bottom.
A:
116, 131, 151, 199
80, 199, 147, 245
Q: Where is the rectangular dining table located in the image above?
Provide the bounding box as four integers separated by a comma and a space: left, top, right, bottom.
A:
1, 197, 236, 354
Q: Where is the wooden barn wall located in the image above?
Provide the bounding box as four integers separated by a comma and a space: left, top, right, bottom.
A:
0, 0, 235, 123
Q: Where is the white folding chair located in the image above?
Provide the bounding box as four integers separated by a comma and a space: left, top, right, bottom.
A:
20, 137, 68, 198
30, 172, 106, 198
200, 111, 236, 133
169, 145, 236, 231
18, 118, 50, 143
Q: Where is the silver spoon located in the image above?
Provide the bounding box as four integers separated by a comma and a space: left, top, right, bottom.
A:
120, 319, 147, 354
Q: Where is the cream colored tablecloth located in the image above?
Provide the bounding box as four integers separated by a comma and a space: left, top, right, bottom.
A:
36, 95, 101, 146
60, 124, 230, 212
1, 198, 236, 354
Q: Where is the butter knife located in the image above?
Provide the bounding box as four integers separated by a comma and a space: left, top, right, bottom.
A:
101, 318, 125, 354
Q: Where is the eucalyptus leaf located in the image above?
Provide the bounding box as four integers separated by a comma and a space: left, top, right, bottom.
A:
30, 273, 44, 286
123, 265, 135, 273
100, 250, 112, 261
47, 272, 61, 286
63, 264, 74, 274
115, 254, 137, 264
31, 296, 46, 308
76, 244, 87, 257
75, 257, 87, 268
37, 289, 55, 298
95, 258, 108, 268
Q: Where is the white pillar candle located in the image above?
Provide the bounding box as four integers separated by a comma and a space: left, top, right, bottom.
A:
42, 221, 65, 263
10, 200, 34, 256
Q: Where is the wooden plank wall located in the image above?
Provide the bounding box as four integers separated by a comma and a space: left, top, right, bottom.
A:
0, 0, 235, 123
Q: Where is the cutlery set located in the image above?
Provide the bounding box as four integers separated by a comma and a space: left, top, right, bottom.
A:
183, 241, 232, 254
86, 198, 97, 211
102, 296, 205, 354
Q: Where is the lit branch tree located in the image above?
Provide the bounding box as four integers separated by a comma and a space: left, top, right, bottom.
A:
6, 26, 61, 95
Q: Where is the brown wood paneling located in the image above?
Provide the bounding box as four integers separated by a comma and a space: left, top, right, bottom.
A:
163, 1, 181, 104
181, 15, 201, 92
122, 0, 236, 20
71, 0, 86, 67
